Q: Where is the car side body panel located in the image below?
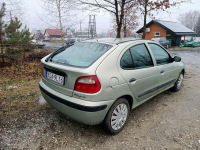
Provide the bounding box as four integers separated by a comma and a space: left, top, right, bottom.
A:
116, 42, 160, 102
95, 43, 137, 104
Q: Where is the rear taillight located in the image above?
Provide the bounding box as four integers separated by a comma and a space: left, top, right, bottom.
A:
74, 76, 101, 93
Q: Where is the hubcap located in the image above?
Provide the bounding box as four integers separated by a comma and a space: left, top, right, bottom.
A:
177, 74, 183, 89
111, 103, 128, 130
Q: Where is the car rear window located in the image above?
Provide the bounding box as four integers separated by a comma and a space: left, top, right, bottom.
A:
51, 42, 112, 68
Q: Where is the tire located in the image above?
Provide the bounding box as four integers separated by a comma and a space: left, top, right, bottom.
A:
103, 98, 130, 135
171, 72, 184, 92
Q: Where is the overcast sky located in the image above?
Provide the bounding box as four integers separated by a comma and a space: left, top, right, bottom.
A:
14, 0, 200, 33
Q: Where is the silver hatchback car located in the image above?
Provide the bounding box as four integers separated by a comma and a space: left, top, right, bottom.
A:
39, 38, 185, 134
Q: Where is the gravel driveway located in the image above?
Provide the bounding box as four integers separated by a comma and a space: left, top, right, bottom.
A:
1, 50, 200, 150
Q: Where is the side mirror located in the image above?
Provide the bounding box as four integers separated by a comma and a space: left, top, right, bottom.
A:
174, 56, 181, 62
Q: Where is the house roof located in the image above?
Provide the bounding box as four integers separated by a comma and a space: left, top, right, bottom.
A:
35, 32, 40, 39
136, 20, 197, 36
35, 31, 44, 40
45, 29, 61, 36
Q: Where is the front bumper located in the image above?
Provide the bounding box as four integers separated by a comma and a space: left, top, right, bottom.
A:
39, 80, 114, 125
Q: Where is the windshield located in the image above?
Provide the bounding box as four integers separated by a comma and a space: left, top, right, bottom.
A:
51, 42, 113, 68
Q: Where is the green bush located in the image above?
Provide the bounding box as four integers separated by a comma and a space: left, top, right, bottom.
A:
5, 48, 19, 54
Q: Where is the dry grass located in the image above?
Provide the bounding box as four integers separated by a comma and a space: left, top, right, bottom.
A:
0, 50, 52, 123
34, 48, 54, 53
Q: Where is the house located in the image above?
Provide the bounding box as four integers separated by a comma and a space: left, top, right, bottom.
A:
136, 20, 197, 46
75, 30, 90, 38
44, 29, 62, 40
35, 30, 44, 41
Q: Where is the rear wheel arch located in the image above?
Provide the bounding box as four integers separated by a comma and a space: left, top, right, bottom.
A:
182, 69, 185, 77
104, 94, 133, 122
103, 97, 131, 134
117, 95, 133, 109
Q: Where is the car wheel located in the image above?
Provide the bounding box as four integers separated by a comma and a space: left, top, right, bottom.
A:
171, 72, 184, 92
103, 98, 130, 135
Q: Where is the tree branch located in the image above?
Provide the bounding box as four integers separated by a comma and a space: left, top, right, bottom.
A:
78, 0, 116, 14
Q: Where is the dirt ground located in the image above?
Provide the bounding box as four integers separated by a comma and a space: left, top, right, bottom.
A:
1, 49, 200, 150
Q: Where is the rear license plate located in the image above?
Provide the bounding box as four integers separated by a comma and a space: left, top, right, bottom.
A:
46, 71, 64, 85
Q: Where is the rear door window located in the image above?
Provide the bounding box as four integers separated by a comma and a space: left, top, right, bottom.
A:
51, 42, 112, 68
120, 50, 134, 69
148, 43, 171, 65
120, 44, 153, 69
130, 44, 153, 68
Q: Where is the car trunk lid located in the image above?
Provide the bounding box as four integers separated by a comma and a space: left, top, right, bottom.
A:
42, 62, 95, 97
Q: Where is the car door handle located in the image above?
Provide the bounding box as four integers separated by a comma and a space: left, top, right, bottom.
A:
160, 70, 165, 74
129, 78, 136, 83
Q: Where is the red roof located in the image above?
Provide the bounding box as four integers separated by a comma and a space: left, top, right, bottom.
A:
35, 32, 40, 39
46, 29, 61, 36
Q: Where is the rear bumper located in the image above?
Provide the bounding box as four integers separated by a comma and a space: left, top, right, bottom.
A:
39, 80, 114, 125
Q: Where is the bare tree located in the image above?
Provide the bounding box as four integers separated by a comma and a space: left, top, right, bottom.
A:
78, 0, 133, 38
56, 0, 64, 46
0, 0, 23, 21
137, 0, 191, 39
178, 10, 200, 31
112, 2, 138, 37
40, 0, 77, 46
122, 2, 138, 37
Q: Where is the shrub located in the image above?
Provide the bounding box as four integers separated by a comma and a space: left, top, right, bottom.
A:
24, 50, 51, 62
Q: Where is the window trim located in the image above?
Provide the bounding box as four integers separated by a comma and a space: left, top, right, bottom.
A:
154, 32, 160, 36
120, 49, 134, 70
148, 43, 173, 66
120, 43, 154, 70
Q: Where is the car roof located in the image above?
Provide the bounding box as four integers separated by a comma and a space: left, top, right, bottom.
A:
82, 38, 153, 45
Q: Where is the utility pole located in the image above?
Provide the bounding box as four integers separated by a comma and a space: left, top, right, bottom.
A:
80, 21, 82, 39
88, 16, 90, 38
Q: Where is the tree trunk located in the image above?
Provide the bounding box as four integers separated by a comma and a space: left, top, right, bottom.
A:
115, 0, 125, 38
56, 0, 65, 46
0, 45, 4, 64
124, 16, 126, 38
115, 0, 120, 38
124, 26, 126, 37
116, 26, 121, 38
142, 0, 148, 39
0, 29, 4, 64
